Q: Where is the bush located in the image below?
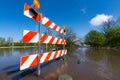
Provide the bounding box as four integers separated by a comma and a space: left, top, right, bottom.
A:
85, 30, 106, 47
106, 26, 120, 47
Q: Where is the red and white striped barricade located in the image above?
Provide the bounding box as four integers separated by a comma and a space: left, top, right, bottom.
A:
24, 4, 64, 34
22, 30, 66, 44
20, 54, 38, 70
20, 49, 67, 70
21, 3, 67, 72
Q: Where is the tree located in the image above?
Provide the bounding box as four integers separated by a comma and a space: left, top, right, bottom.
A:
65, 28, 76, 41
6, 37, 13, 44
101, 19, 115, 35
0, 37, 5, 44
56, 27, 77, 46
56, 27, 76, 41
106, 26, 120, 47
85, 30, 105, 47
100, 17, 120, 35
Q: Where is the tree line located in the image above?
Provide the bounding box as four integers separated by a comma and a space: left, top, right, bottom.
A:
0, 37, 13, 44
85, 17, 120, 49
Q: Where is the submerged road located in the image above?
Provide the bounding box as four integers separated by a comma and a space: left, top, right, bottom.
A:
0, 47, 120, 80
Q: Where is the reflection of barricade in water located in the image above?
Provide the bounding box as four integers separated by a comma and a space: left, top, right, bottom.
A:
43, 62, 68, 79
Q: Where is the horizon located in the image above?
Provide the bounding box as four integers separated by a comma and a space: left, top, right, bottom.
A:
1, 0, 120, 42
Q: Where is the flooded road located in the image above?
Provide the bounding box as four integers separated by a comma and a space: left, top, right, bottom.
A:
0, 47, 120, 80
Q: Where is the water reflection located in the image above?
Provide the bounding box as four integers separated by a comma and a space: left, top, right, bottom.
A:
86, 48, 107, 62
0, 48, 13, 57
86, 48, 120, 69
43, 62, 68, 80
0, 47, 120, 80
67, 47, 77, 54
0, 47, 37, 58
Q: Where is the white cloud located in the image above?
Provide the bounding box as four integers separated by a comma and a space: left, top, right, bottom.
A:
90, 14, 113, 26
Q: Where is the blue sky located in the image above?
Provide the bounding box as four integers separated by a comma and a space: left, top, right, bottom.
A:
0, 0, 120, 42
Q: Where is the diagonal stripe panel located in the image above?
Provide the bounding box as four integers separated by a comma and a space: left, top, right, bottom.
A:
21, 56, 29, 66
20, 49, 67, 70
53, 50, 58, 59
20, 54, 38, 70
23, 30, 66, 45
24, 4, 64, 34
23, 30, 37, 42
39, 49, 67, 64
44, 52, 52, 62
29, 55, 38, 68
41, 34, 48, 43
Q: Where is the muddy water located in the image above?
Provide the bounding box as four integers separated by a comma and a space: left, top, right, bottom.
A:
0, 47, 120, 80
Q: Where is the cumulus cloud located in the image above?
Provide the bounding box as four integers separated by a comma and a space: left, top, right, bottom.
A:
90, 14, 113, 26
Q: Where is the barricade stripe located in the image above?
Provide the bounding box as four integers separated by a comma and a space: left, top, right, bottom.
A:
56, 38, 60, 44
60, 29, 63, 33
42, 17, 49, 24
61, 50, 64, 56
40, 53, 43, 58
41, 34, 48, 43
24, 30, 29, 35
40, 53, 48, 63
53, 25, 57, 30
61, 39, 64, 44
20, 50, 67, 70
64, 50, 66, 55
23, 30, 66, 44
49, 23, 55, 29
64, 40, 66, 44
56, 50, 61, 58
52, 37, 58, 44
39, 49, 67, 63
44, 36, 51, 43
20, 54, 38, 70
59, 50, 63, 56
44, 52, 52, 62
58, 39, 62, 44
45, 20, 52, 27
56, 27, 60, 32
49, 52, 55, 61
21, 56, 29, 66
29, 33, 39, 43
24, 4, 30, 11
30, 55, 38, 67
24, 4, 64, 34
65, 50, 67, 55
58, 28, 62, 33
49, 36, 55, 44
23, 31, 37, 42
53, 50, 58, 59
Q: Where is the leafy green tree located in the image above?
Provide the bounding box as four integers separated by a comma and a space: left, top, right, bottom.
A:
106, 26, 120, 47
85, 30, 105, 47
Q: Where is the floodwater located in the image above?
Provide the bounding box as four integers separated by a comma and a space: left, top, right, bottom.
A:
0, 47, 120, 80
